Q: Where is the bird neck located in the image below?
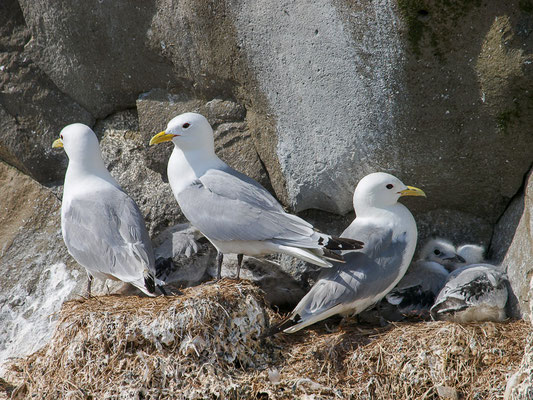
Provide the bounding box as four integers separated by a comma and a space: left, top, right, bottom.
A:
353, 201, 399, 217
355, 202, 417, 241
167, 145, 226, 195
64, 153, 116, 191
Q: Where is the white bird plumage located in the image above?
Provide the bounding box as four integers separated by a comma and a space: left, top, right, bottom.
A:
149, 113, 363, 279
53, 123, 157, 296
272, 172, 426, 333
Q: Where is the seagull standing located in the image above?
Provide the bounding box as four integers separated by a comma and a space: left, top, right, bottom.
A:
271, 172, 426, 334
53, 124, 158, 296
149, 113, 363, 279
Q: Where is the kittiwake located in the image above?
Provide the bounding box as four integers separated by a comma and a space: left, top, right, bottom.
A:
430, 263, 508, 322
270, 172, 426, 334
53, 123, 158, 296
419, 237, 465, 272
149, 112, 364, 279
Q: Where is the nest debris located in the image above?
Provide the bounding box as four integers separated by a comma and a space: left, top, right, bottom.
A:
3, 280, 529, 400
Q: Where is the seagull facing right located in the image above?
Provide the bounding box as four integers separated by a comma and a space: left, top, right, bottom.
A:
418, 237, 465, 272
272, 172, 426, 334
430, 264, 508, 322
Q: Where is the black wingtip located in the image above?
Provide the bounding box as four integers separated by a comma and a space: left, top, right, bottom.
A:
325, 237, 364, 251
144, 272, 156, 294
260, 315, 301, 339
322, 248, 344, 263
155, 257, 174, 280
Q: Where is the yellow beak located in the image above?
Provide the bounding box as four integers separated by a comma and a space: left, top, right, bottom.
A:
52, 138, 64, 148
149, 131, 176, 146
399, 186, 426, 197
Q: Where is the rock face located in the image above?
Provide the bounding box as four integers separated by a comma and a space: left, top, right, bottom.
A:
17, 0, 175, 119
97, 110, 185, 236
0, 0, 94, 184
10, 0, 532, 224
234, 0, 404, 214
504, 276, 533, 400
498, 169, 533, 319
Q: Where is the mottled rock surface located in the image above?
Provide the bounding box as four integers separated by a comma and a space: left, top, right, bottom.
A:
504, 276, 533, 400
500, 169, 533, 320
234, 0, 533, 223
98, 110, 184, 236
17, 0, 175, 118
0, 0, 94, 183
490, 192, 525, 265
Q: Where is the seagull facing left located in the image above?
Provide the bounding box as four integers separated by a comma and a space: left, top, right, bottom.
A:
53, 123, 158, 296
149, 112, 364, 279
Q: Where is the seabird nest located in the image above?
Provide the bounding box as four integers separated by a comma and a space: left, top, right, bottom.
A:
4, 280, 528, 399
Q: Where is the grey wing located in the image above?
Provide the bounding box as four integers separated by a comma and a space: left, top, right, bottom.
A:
431, 264, 508, 316
385, 261, 449, 311
63, 188, 155, 282
203, 167, 285, 212
177, 169, 321, 247
293, 223, 408, 320
387, 261, 448, 299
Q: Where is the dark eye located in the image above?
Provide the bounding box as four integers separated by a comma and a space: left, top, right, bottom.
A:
434, 249, 441, 255
182, 123, 190, 129
60, 135, 63, 139
386, 184, 394, 189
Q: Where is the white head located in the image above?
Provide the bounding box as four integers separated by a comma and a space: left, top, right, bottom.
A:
457, 244, 485, 265
352, 172, 425, 212
52, 123, 104, 169
149, 112, 214, 152
420, 238, 465, 268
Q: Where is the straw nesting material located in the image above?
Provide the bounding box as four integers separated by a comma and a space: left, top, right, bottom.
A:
4, 279, 529, 400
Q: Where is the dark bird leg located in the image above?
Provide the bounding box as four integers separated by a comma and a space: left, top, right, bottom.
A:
86, 274, 93, 297
157, 285, 168, 296
236, 254, 243, 280
216, 251, 224, 280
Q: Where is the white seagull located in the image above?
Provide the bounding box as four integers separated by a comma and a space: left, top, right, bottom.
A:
271, 172, 426, 334
430, 264, 508, 322
53, 123, 158, 296
149, 113, 363, 279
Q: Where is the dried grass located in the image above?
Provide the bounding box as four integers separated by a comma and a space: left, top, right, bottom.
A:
4, 280, 529, 400
268, 320, 527, 400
